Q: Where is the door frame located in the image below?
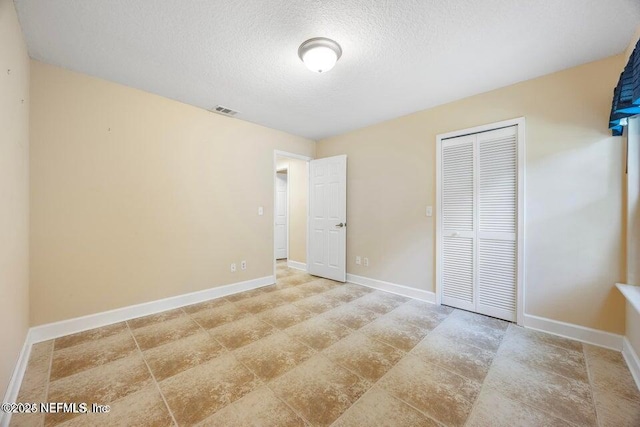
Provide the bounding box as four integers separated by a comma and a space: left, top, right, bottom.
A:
275, 168, 289, 261
435, 117, 526, 325
273, 150, 313, 279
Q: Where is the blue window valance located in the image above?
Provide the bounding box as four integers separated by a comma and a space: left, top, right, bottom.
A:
610, 39, 640, 136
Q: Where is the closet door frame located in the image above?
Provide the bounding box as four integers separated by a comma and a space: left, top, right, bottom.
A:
435, 117, 525, 326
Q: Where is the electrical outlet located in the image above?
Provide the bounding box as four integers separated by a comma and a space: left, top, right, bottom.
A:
363, 257, 369, 267
241, 260, 247, 270
230, 263, 237, 272
355, 256, 361, 265
258, 207, 264, 216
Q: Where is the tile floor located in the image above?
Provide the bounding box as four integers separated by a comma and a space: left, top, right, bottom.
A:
10, 261, 640, 426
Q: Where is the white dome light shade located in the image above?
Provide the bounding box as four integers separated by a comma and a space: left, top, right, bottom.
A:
298, 38, 342, 73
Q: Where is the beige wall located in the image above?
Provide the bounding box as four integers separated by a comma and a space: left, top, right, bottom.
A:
0, 0, 30, 398
317, 55, 626, 333
275, 156, 308, 264
30, 61, 315, 326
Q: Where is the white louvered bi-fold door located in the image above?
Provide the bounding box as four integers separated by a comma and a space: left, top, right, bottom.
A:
440, 126, 518, 322
441, 135, 476, 312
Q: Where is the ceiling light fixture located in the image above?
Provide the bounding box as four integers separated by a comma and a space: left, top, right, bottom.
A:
298, 37, 342, 73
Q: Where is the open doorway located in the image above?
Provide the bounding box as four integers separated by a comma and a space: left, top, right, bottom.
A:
273, 151, 311, 279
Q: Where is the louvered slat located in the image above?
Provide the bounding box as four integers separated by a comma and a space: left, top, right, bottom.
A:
442, 141, 473, 231
478, 239, 516, 312
479, 131, 517, 234
442, 236, 473, 303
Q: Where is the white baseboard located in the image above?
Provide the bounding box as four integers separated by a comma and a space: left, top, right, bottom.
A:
29, 275, 275, 344
346, 273, 436, 303
523, 314, 623, 351
1, 331, 32, 427
623, 337, 640, 391
287, 260, 307, 272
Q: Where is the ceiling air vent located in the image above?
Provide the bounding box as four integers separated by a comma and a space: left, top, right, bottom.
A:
210, 105, 239, 117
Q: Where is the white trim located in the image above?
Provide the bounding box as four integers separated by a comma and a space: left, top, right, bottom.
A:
437, 117, 526, 140
28, 275, 275, 344
273, 150, 313, 162
1, 332, 32, 426
273, 150, 312, 279
346, 273, 436, 303
435, 117, 526, 325
617, 283, 640, 314
287, 260, 307, 271
523, 313, 623, 351
623, 337, 640, 391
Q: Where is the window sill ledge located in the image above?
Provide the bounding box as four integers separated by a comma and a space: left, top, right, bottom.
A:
617, 283, 640, 314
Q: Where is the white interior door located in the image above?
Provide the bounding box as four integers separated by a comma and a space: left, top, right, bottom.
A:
275, 172, 288, 260
439, 125, 520, 322
308, 155, 347, 282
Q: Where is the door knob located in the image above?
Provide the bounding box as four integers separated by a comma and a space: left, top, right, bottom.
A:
336, 223, 345, 228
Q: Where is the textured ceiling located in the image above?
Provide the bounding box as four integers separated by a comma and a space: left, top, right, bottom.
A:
14, 0, 640, 140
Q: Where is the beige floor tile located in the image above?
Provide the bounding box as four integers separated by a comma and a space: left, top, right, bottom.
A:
55, 385, 173, 427
389, 300, 452, 329
593, 387, 640, 427
50, 330, 137, 381
432, 310, 506, 352
284, 316, 352, 351
234, 292, 286, 314
143, 331, 226, 381
292, 293, 343, 314
321, 303, 382, 329
466, 387, 572, 427
585, 344, 640, 403
276, 274, 317, 287
235, 332, 316, 381
16, 340, 53, 402
323, 283, 373, 302
295, 279, 340, 295
411, 331, 495, 382
360, 313, 433, 352
332, 386, 440, 427
9, 412, 44, 427
225, 285, 276, 302
257, 304, 316, 329
130, 314, 201, 351
285, 282, 326, 299
45, 354, 153, 426
450, 309, 509, 331
127, 309, 184, 330
189, 303, 250, 330
159, 353, 261, 426
378, 355, 481, 427
182, 297, 230, 315
484, 354, 597, 426
275, 287, 311, 303
197, 386, 308, 426
54, 323, 127, 351
404, 299, 454, 314
506, 323, 582, 352
208, 316, 277, 350
499, 325, 588, 383
323, 332, 404, 382
350, 291, 410, 314
271, 354, 371, 426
